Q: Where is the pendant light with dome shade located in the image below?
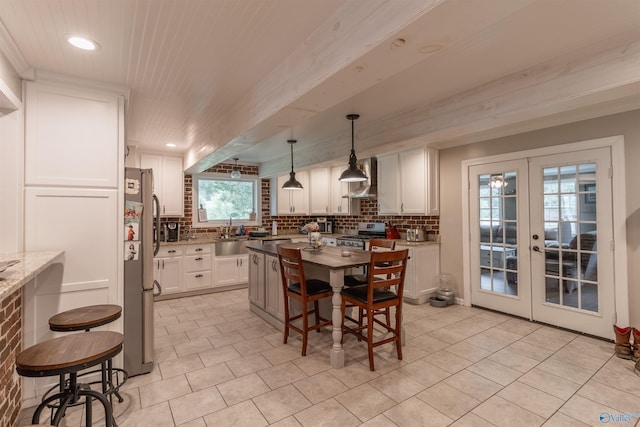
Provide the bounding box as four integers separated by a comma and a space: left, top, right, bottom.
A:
230, 158, 241, 179
339, 114, 368, 182
282, 139, 303, 190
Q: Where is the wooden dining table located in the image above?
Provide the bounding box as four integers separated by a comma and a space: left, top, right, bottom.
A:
249, 242, 371, 369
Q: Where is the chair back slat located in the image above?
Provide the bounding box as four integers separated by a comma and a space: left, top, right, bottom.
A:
367, 249, 409, 301
368, 239, 396, 252
277, 246, 306, 292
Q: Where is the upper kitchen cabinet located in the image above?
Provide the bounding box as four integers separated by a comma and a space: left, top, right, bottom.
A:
139, 153, 184, 217
308, 167, 360, 215
377, 148, 439, 215
330, 166, 359, 215
309, 168, 331, 215
25, 81, 123, 187
270, 171, 309, 215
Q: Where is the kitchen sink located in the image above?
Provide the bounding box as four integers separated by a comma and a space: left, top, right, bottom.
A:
215, 239, 249, 256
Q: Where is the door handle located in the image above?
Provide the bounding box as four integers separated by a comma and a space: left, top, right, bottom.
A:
532, 245, 544, 253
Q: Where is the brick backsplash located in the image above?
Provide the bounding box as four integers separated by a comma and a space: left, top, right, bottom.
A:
160, 162, 439, 236
0, 288, 23, 427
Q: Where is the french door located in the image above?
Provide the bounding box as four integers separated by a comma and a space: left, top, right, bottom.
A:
469, 148, 615, 338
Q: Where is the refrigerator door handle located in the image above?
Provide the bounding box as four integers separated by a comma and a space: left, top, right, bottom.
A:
146, 280, 162, 296
152, 194, 161, 256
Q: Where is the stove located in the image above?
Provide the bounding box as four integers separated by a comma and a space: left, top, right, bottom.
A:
336, 222, 386, 250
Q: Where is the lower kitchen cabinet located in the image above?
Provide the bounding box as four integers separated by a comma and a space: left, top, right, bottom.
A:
248, 251, 265, 307
184, 244, 213, 290
248, 249, 285, 329
215, 254, 248, 287
398, 243, 440, 304
154, 245, 184, 295
264, 254, 284, 321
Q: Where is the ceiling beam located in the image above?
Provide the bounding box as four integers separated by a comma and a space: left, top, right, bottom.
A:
258, 33, 640, 178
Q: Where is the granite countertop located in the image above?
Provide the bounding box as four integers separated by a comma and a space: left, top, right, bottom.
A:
0, 251, 64, 301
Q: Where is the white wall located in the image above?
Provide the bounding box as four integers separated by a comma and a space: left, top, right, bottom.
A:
439, 109, 640, 327
0, 50, 23, 253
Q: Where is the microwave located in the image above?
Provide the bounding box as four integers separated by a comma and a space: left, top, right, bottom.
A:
316, 218, 333, 234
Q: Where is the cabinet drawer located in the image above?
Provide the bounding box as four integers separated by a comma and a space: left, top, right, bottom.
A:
185, 270, 212, 289
185, 245, 211, 256
157, 246, 183, 257
184, 254, 212, 272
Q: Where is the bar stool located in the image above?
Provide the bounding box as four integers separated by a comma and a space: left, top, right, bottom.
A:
45, 305, 127, 426
48, 305, 126, 404
16, 331, 124, 426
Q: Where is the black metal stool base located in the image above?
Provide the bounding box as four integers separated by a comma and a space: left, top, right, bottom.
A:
33, 375, 113, 427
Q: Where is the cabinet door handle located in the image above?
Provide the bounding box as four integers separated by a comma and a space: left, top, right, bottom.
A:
195, 274, 203, 278
163, 205, 166, 214
195, 248, 203, 252
401, 203, 404, 212
195, 257, 203, 261
240, 259, 243, 267
162, 260, 165, 269
168, 250, 176, 253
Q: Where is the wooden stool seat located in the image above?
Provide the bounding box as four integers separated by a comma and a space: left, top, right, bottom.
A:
17, 331, 123, 377
16, 332, 123, 426
49, 305, 122, 332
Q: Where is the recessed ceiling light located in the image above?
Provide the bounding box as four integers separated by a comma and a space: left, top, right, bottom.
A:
67, 36, 99, 51
165, 143, 177, 148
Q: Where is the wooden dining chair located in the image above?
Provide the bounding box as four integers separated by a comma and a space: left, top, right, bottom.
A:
340, 249, 409, 371
277, 246, 333, 356
343, 238, 397, 325
343, 238, 397, 287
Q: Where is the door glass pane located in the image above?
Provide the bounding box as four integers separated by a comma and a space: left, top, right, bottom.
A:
478, 171, 518, 297
542, 163, 598, 312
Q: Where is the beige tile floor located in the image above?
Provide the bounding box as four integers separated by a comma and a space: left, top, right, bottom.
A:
19, 289, 640, 427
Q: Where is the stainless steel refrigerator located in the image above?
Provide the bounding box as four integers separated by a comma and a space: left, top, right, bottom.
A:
124, 167, 161, 376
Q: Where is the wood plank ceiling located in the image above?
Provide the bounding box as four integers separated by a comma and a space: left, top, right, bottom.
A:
1, 0, 639, 176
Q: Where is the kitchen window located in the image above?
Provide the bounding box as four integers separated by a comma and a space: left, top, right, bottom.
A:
191, 173, 260, 227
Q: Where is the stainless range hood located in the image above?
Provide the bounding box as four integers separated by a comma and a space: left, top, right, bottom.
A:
342, 157, 377, 199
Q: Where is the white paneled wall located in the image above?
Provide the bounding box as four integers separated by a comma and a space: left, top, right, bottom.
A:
22, 80, 125, 403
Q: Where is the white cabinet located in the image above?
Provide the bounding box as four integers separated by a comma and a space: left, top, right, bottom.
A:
307, 166, 359, 215
22, 80, 124, 400
248, 251, 265, 308
265, 254, 285, 321
271, 172, 309, 215
398, 243, 440, 304
377, 148, 439, 215
155, 246, 184, 295
330, 166, 359, 215
184, 244, 213, 290
215, 255, 249, 287
140, 153, 184, 217
426, 148, 439, 215
309, 168, 331, 214
25, 82, 122, 187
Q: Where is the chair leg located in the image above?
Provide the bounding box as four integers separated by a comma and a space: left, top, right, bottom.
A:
314, 300, 321, 332
395, 304, 403, 362
367, 308, 375, 371
283, 297, 290, 345
301, 300, 309, 356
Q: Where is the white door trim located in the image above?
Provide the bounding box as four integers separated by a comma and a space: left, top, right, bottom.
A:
461, 135, 628, 329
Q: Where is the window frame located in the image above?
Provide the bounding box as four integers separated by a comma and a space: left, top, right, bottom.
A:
191, 172, 261, 228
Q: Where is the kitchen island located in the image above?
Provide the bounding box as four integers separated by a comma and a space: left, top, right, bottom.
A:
0, 251, 64, 427
247, 242, 370, 369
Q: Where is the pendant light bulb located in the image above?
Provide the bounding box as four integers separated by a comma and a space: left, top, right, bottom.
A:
282, 140, 303, 190
230, 158, 241, 179
339, 114, 368, 182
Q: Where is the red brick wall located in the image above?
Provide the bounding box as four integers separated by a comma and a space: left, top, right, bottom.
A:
0, 288, 22, 427
161, 162, 439, 236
